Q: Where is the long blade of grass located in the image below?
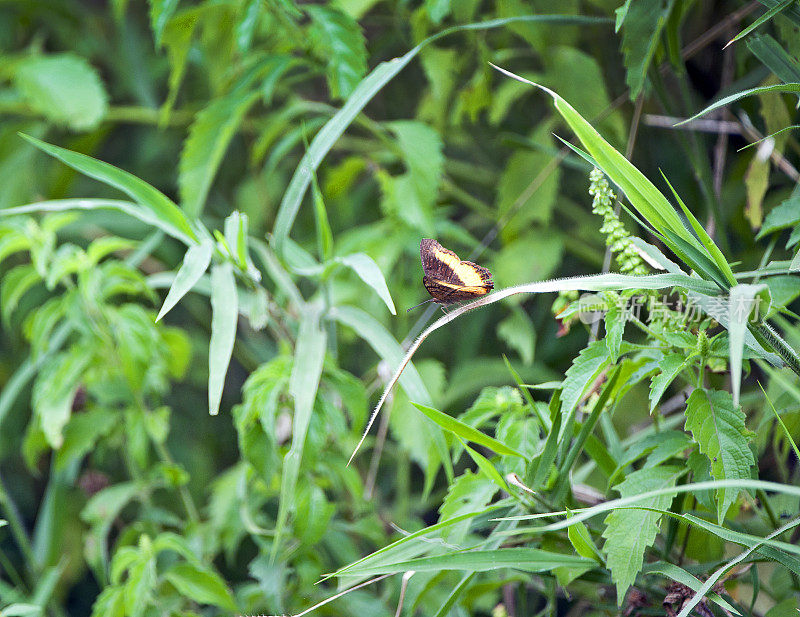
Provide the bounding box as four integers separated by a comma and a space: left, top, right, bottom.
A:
19, 134, 197, 244
678, 83, 800, 124
412, 403, 527, 459
348, 271, 721, 464
723, 0, 794, 48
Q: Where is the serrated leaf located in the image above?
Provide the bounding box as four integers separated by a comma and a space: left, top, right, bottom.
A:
179, 90, 260, 217
561, 340, 610, 415
388, 120, 444, 205
156, 239, 213, 322
208, 263, 238, 415
602, 465, 682, 603
164, 563, 237, 611
1, 264, 40, 325
32, 350, 89, 448
604, 300, 625, 362
55, 408, 117, 470
335, 253, 396, 314
14, 54, 108, 131
619, 0, 675, 100
438, 471, 497, 544
306, 5, 367, 99
684, 389, 755, 522
649, 353, 686, 413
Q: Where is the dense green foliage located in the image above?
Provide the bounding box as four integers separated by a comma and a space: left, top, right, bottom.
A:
1, 1, 800, 616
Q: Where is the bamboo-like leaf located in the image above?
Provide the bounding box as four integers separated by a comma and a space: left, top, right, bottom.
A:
208, 263, 238, 416
412, 403, 527, 458
19, 135, 197, 244
156, 239, 214, 322
335, 254, 396, 314
272, 307, 327, 562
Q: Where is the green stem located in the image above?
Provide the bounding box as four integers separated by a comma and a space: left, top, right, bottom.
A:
0, 470, 36, 576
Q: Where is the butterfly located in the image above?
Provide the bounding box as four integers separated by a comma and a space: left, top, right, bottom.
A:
408, 238, 494, 311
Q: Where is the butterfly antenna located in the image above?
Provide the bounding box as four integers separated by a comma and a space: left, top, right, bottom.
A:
407, 298, 434, 313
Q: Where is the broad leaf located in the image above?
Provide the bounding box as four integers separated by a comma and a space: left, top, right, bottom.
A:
602, 465, 682, 603
684, 389, 755, 522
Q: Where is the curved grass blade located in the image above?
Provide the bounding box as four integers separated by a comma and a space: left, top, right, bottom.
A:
678, 83, 800, 125
19, 134, 197, 244
412, 403, 526, 459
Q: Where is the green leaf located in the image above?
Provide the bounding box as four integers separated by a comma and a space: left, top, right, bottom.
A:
160, 9, 200, 120
272, 15, 606, 256
164, 563, 237, 611
272, 307, 326, 561
684, 389, 756, 522
179, 89, 260, 217
438, 471, 498, 544
388, 120, 445, 210
725, 0, 795, 48
1, 264, 40, 325
32, 350, 89, 449
329, 305, 431, 405
745, 147, 769, 229
14, 54, 108, 130
649, 353, 686, 413
306, 5, 367, 99
561, 340, 610, 415
757, 187, 800, 239
148, 0, 179, 46
156, 239, 213, 322
425, 0, 451, 23
19, 136, 197, 244
55, 408, 117, 470
681, 82, 800, 124
208, 263, 238, 415
497, 307, 535, 365
728, 284, 771, 405
461, 440, 509, 492
412, 402, 526, 458
747, 33, 800, 83
567, 513, 604, 564
619, 0, 675, 100
335, 253, 396, 314
602, 465, 683, 604
340, 547, 594, 577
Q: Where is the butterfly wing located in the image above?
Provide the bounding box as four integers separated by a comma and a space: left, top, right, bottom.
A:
420, 239, 493, 304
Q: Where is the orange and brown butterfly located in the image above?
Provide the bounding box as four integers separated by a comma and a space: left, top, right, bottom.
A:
408, 239, 494, 311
